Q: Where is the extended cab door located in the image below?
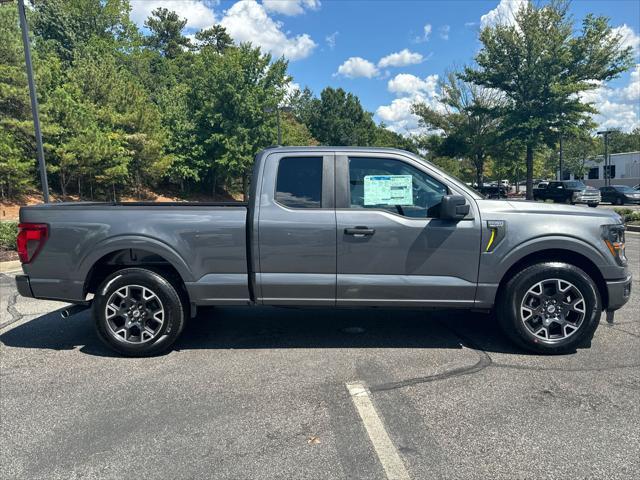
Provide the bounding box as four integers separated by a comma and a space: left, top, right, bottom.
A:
255, 152, 336, 305
335, 153, 481, 307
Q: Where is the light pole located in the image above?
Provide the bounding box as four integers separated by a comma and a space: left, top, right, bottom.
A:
558, 135, 564, 181
264, 106, 293, 145
597, 130, 611, 187
2, 0, 50, 202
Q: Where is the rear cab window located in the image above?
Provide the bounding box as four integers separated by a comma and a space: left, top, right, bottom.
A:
275, 157, 323, 208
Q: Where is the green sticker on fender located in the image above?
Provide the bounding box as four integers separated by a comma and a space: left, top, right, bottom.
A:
364, 175, 413, 206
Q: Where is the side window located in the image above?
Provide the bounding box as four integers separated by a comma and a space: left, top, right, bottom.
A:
275, 157, 323, 208
348, 157, 448, 218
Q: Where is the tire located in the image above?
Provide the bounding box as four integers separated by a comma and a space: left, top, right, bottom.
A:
497, 262, 601, 354
588, 203, 598, 208
93, 268, 186, 356
615, 197, 623, 205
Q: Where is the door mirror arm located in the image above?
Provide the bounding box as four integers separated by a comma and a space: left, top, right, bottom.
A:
440, 195, 470, 221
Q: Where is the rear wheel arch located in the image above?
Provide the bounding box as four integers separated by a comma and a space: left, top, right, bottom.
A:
84, 248, 191, 307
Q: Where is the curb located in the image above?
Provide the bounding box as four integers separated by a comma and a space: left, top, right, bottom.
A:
0, 259, 22, 273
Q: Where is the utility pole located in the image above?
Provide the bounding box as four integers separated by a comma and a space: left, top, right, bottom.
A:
597, 130, 611, 187
9, 0, 50, 202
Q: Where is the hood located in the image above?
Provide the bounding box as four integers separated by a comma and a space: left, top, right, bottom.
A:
502, 199, 621, 222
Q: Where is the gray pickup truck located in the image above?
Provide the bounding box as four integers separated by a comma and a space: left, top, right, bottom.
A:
16, 147, 632, 356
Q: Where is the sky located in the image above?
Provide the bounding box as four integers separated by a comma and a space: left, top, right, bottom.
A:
128, 0, 640, 135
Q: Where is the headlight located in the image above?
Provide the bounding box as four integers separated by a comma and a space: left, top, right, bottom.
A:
602, 224, 626, 265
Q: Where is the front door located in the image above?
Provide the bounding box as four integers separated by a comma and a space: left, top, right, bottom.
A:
335, 153, 482, 307
257, 153, 336, 305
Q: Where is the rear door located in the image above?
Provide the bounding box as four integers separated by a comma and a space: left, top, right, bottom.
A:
335, 152, 482, 307
256, 153, 336, 305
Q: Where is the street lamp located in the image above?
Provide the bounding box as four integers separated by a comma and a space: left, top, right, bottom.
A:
597, 130, 612, 187
264, 106, 293, 145
1, 0, 50, 202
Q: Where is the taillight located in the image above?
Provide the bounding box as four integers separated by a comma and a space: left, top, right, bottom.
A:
17, 223, 48, 264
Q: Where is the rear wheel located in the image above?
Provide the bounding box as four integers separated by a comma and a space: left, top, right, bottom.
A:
93, 268, 186, 356
497, 262, 601, 354
615, 197, 624, 205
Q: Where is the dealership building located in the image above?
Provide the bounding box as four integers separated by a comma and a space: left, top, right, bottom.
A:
565, 151, 640, 187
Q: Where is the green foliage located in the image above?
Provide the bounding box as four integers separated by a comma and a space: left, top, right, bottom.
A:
413, 71, 503, 186
144, 7, 191, 59
0, 221, 18, 251
305, 87, 377, 146
613, 208, 640, 224
462, 0, 634, 198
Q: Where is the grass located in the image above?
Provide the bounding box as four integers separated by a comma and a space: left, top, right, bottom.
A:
0, 221, 18, 251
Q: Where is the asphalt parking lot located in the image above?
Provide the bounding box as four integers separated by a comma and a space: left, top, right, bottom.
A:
1, 234, 639, 480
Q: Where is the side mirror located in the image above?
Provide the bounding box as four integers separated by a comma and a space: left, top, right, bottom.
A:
440, 195, 469, 220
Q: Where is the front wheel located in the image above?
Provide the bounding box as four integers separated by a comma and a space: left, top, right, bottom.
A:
497, 262, 601, 354
93, 268, 186, 356
588, 203, 598, 208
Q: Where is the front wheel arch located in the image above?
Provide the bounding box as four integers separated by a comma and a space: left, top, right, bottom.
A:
497, 248, 608, 310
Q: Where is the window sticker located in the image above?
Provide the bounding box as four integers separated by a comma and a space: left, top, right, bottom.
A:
364, 175, 413, 206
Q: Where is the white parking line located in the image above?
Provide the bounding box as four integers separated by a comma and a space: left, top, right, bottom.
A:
346, 381, 411, 480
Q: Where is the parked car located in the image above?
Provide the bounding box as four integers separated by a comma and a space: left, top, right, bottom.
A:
16, 147, 631, 356
533, 180, 600, 207
477, 184, 508, 199
599, 185, 640, 205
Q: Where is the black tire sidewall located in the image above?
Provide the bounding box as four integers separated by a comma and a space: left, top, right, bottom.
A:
499, 262, 601, 354
93, 268, 185, 356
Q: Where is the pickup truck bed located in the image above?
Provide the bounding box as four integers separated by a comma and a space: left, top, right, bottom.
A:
19, 202, 252, 305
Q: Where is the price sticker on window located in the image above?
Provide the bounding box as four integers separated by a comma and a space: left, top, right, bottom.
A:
364, 175, 413, 206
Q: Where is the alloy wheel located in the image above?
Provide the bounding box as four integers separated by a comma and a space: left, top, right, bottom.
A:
105, 285, 165, 344
520, 278, 586, 342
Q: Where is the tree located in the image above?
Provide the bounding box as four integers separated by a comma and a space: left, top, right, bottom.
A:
306, 87, 377, 146
194, 25, 233, 54
189, 43, 288, 199
144, 8, 191, 59
563, 132, 599, 180
462, 0, 634, 199
413, 71, 503, 187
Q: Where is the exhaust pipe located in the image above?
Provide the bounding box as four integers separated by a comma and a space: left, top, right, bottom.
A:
61, 303, 91, 318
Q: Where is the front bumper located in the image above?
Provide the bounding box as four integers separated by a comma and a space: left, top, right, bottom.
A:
574, 196, 600, 204
606, 275, 632, 311
15, 274, 34, 298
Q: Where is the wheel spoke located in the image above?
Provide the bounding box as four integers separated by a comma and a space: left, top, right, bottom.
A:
104, 284, 165, 345
521, 277, 586, 342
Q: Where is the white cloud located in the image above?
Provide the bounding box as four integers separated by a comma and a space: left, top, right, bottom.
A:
439, 25, 450, 40
220, 0, 317, 60
480, 0, 526, 29
262, 0, 320, 16
387, 73, 438, 96
335, 57, 380, 78
378, 49, 424, 68
326, 31, 339, 49
580, 65, 640, 132
414, 23, 432, 43
130, 1, 216, 30
612, 24, 640, 57
377, 73, 442, 135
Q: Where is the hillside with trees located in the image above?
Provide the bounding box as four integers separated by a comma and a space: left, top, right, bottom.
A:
0, 0, 411, 202
0, 0, 637, 204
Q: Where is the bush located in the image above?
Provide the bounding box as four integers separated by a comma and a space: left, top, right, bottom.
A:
0, 221, 18, 251
613, 208, 640, 224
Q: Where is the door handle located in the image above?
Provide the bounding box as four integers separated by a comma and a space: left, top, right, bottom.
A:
344, 226, 375, 236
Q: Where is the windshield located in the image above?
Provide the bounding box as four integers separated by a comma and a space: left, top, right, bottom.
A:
615, 185, 636, 192
565, 181, 586, 189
